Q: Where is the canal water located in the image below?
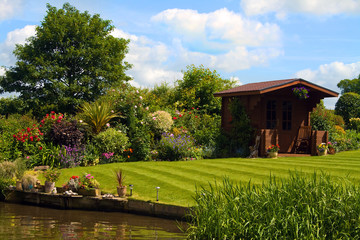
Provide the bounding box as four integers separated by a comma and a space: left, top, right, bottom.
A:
0, 202, 187, 239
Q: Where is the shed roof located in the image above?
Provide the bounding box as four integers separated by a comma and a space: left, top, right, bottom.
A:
214, 78, 338, 97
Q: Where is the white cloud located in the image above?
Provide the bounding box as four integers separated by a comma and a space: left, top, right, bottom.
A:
0, 0, 23, 21
152, 8, 281, 49
111, 29, 183, 86
241, 0, 360, 18
295, 61, 360, 108
0, 25, 36, 66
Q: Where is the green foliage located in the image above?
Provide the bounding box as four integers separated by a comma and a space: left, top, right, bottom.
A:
187, 173, 360, 239
329, 129, 360, 152
216, 98, 253, 157
0, 97, 26, 116
335, 92, 360, 124
175, 65, 236, 115
145, 82, 176, 111
43, 168, 61, 182
0, 3, 131, 115
310, 100, 344, 131
0, 161, 16, 179
79, 101, 119, 134
93, 128, 129, 163
28, 143, 62, 168
348, 118, 360, 132
337, 74, 360, 94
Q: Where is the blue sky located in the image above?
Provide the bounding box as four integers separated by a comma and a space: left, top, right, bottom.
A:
1, 0, 360, 108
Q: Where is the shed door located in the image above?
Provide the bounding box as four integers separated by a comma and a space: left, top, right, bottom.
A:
278, 101, 294, 152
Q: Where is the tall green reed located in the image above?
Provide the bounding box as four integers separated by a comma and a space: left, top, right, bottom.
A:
187, 172, 360, 239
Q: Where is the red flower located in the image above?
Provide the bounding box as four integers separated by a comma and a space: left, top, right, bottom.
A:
13, 134, 16, 138
51, 115, 55, 119
189, 112, 192, 114
58, 115, 63, 120
179, 114, 182, 117
195, 116, 198, 118
39, 146, 43, 150
173, 117, 177, 120
57, 120, 61, 123
192, 107, 194, 110
41, 120, 45, 124
27, 127, 31, 132
51, 111, 55, 114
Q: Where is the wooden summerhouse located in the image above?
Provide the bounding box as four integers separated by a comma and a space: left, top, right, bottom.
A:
214, 78, 339, 156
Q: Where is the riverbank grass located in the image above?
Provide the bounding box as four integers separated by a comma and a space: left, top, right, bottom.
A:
50, 149, 360, 206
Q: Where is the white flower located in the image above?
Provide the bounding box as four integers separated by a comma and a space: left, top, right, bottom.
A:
79, 120, 83, 123
134, 105, 138, 108
111, 110, 114, 113
136, 90, 139, 94
106, 123, 110, 127
141, 121, 144, 125
145, 106, 149, 111
139, 96, 143, 100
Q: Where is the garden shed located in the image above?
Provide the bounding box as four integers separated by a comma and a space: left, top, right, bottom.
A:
214, 78, 339, 156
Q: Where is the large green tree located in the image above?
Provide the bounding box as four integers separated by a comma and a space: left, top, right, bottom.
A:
0, 3, 131, 116
335, 92, 360, 124
337, 75, 360, 94
174, 65, 236, 115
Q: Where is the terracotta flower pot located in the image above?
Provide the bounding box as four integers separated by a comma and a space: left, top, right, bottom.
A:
44, 181, 55, 193
117, 186, 127, 197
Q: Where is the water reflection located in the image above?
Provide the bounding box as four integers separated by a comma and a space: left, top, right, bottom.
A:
0, 202, 186, 239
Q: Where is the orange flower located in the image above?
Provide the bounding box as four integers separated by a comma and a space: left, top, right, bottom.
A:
127, 155, 130, 158
129, 148, 133, 153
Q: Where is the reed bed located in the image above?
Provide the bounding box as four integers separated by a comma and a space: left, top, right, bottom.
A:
187, 172, 360, 239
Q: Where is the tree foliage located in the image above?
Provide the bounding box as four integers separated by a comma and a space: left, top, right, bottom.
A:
337, 74, 360, 95
0, 3, 131, 115
335, 92, 360, 124
175, 65, 236, 115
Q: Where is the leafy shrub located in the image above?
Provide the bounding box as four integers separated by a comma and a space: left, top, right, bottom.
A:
148, 110, 173, 135
157, 133, 201, 161
0, 161, 16, 179
329, 128, 360, 152
27, 143, 62, 168
348, 118, 360, 132
93, 128, 129, 163
79, 101, 119, 134
187, 172, 360, 239
12, 124, 44, 158
335, 92, 360, 124
50, 120, 84, 147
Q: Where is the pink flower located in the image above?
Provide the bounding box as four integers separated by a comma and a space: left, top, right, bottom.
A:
106, 123, 110, 127
26, 156, 30, 159
152, 117, 156, 120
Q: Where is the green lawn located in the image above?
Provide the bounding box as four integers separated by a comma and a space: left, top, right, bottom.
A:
54, 150, 360, 207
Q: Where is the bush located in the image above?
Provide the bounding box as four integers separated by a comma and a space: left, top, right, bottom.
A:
93, 128, 129, 163
59, 145, 85, 168
348, 118, 360, 132
187, 172, 360, 239
148, 110, 173, 136
49, 120, 84, 147
335, 92, 360, 124
157, 133, 201, 161
329, 128, 360, 152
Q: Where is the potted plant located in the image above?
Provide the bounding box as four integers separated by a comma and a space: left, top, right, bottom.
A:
292, 86, 309, 99
63, 175, 82, 193
327, 141, 336, 155
267, 144, 280, 158
78, 173, 100, 196
43, 168, 61, 193
317, 143, 328, 156
14, 158, 26, 191
115, 169, 126, 197
21, 174, 38, 192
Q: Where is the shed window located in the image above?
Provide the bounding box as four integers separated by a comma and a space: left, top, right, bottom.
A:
282, 101, 292, 130
266, 100, 277, 129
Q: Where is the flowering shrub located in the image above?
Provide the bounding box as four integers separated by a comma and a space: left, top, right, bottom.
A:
63, 175, 81, 191
292, 86, 309, 99
348, 118, 360, 132
80, 173, 99, 190
39, 111, 64, 139
93, 128, 129, 162
148, 110, 173, 135
13, 124, 44, 157
157, 133, 202, 161
43, 168, 61, 182
59, 145, 85, 168
317, 143, 328, 152
267, 144, 280, 153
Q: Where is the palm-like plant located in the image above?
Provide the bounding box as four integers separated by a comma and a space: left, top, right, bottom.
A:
79, 101, 120, 134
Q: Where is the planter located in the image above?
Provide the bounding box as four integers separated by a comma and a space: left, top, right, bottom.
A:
16, 181, 22, 191
117, 186, 127, 197
44, 181, 55, 193
318, 149, 327, 156
268, 151, 278, 158
328, 148, 336, 155
78, 188, 101, 197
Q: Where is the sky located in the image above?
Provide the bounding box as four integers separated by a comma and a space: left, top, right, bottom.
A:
1, 0, 360, 109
